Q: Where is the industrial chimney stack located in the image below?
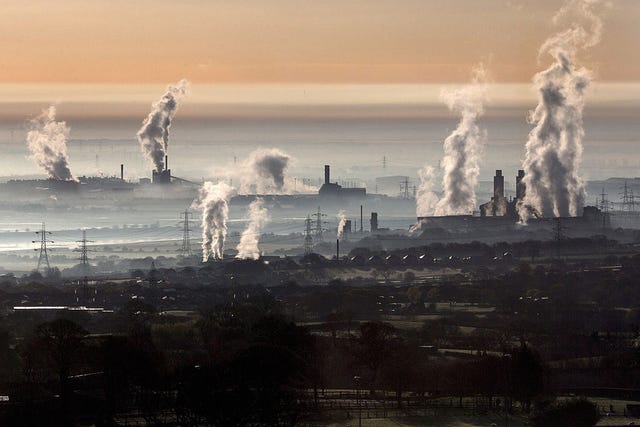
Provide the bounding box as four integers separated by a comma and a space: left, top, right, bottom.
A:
493, 170, 504, 199
324, 165, 330, 185
516, 170, 525, 200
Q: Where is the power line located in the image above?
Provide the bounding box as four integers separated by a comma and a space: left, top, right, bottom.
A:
32, 222, 53, 273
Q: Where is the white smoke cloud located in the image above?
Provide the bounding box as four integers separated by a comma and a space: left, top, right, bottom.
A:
416, 165, 439, 217
434, 65, 487, 216
519, 0, 605, 221
194, 181, 233, 262
217, 148, 316, 194
137, 79, 189, 172
26, 106, 75, 181
337, 210, 347, 238
243, 148, 290, 191
236, 198, 269, 260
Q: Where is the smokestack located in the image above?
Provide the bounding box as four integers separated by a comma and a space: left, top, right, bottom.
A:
336, 239, 340, 259
494, 170, 504, 199
516, 170, 525, 200
324, 165, 330, 185
371, 212, 378, 232
165, 155, 168, 172
360, 205, 363, 232
120, 164, 124, 180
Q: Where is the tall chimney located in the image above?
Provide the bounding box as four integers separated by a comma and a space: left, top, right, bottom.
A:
493, 170, 504, 199
370, 212, 378, 232
360, 205, 363, 233
120, 164, 124, 180
336, 239, 340, 259
516, 170, 526, 200
165, 155, 169, 172
324, 165, 330, 185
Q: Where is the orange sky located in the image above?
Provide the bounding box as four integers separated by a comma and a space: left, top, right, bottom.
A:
0, 0, 638, 84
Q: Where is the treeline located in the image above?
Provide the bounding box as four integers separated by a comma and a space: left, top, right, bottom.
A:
0, 292, 603, 426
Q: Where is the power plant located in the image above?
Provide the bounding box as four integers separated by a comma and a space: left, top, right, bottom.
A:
152, 155, 171, 184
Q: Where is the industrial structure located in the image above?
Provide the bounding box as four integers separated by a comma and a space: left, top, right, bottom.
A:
319, 165, 366, 199
152, 155, 172, 184
479, 169, 524, 219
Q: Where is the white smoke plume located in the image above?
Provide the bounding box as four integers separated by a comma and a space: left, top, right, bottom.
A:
194, 181, 233, 262
236, 198, 269, 260
337, 210, 347, 238
433, 66, 487, 216
416, 165, 439, 217
219, 148, 310, 194
245, 148, 290, 191
26, 106, 75, 181
519, 0, 605, 221
137, 79, 189, 172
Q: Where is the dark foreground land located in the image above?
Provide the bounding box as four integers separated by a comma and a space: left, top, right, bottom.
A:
1, 237, 640, 425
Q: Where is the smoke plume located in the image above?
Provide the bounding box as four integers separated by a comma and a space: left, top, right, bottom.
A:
236, 198, 269, 260
238, 148, 291, 193
433, 66, 487, 216
137, 79, 189, 172
26, 106, 75, 181
415, 166, 439, 217
337, 210, 347, 238
519, 0, 604, 221
195, 182, 233, 262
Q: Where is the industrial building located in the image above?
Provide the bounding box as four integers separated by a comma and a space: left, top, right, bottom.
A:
318, 165, 366, 200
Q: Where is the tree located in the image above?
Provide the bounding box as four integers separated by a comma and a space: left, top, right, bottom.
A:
509, 345, 545, 412
532, 398, 599, 427
35, 318, 87, 425
354, 322, 396, 388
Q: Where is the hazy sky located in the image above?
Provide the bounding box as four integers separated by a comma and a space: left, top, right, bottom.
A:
0, 0, 638, 84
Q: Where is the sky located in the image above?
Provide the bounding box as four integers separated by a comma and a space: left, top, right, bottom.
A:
0, 0, 638, 84
0, 0, 637, 116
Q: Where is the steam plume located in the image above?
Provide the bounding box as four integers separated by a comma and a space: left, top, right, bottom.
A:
519, 0, 604, 221
237, 148, 291, 193
195, 182, 233, 262
137, 79, 189, 172
236, 198, 269, 260
337, 210, 347, 238
433, 66, 487, 216
26, 107, 74, 181
416, 166, 439, 217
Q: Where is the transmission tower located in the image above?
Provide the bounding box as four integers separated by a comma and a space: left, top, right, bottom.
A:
620, 181, 631, 211
304, 216, 313, 255
600, 188, 610, 229
179, 209, 193, 257
74, 230, 94, 304
32, 222, 53, 273
553, 218, 565, 242
400, 177, 411, 199
312, 206, 327, 242
74, 230, 93, 270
